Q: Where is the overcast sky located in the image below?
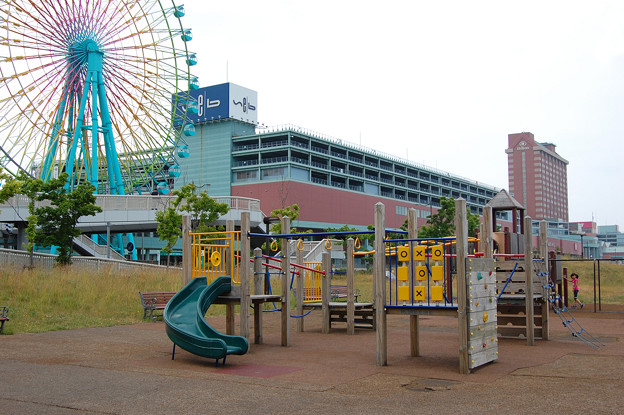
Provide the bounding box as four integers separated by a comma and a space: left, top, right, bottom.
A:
182, 0, 624, 229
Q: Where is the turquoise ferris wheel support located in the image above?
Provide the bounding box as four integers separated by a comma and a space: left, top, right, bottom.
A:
61, 40, 125, 195
44, 39, 137, 260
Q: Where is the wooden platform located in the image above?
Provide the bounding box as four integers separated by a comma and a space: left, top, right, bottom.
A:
385, 305, 458, 317
213, 292, 284, 345
302, 301, 374, 309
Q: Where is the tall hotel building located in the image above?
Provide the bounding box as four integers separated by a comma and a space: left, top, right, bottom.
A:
506, 132, 569, 221
175, 83, 499, 230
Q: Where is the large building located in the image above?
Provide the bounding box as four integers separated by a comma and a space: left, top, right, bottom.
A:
174, 83, 499, 230
598, 225, 624, 247
506, 132, 569, 222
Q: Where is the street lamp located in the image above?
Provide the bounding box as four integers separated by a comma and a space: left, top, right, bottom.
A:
571, 230, 585, 258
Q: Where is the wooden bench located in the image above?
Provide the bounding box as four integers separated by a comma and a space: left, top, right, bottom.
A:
330, 285, 361, 302
0, 306, 9, 333
139, 292, 176, 321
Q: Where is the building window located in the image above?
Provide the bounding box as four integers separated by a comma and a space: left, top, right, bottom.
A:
396, 205, 408, 216
234, 170, 257, 182
262, 167, 286, 179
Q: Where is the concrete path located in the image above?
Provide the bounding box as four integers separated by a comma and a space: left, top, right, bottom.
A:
1, 310, 623, 414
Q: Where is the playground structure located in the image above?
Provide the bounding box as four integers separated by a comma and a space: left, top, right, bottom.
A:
168, 199, 498, 373
373, 200, 497, 374
179, 213, 377, 344
164, 191, 601, 370
164, 276, 248, 366
481, 192, 549, 343
479, 191, 601, 348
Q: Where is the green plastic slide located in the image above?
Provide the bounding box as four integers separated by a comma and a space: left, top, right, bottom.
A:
164, 276, 248, 364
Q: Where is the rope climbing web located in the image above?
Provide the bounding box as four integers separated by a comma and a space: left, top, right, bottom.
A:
533, 258, 604, 350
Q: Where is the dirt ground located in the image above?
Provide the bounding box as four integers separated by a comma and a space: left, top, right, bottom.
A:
1, 308, 623, 414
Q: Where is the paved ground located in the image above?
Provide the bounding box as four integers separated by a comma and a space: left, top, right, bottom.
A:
1, 308, 623, 414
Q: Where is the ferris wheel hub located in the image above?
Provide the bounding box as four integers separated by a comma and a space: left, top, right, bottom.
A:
67, 39, 102, 71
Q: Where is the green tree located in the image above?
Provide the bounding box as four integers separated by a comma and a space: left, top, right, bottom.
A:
19, 173, 102, 265
172, 183, 229, 232
268, 204, 300, 235
325, 224, 360, 241
154, 183, 229, 266
325, 224, 363, 250
0, 168, 22, 205
416, 197, 480, 238
264, 204, 305, 252
154, 206, 182, 267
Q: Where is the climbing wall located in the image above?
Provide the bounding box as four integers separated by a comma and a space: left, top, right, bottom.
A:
466, 258, 498, 370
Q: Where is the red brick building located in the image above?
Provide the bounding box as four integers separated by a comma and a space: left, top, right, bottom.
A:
506, 132, 569, 221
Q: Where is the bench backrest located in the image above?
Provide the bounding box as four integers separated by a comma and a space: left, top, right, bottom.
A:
139, 292, 176, 307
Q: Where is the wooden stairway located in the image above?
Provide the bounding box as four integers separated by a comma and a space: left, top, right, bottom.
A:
496, 261, 547, 339
330, 304, 375, 329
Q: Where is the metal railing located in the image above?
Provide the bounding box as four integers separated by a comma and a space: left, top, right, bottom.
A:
190, 231, 241, 284
0, 248, 173, 272
302, 261, 323, 303
1, 194, 262, 214
74, 234, 126, 261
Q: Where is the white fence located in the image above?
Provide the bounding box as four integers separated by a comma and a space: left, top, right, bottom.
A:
0, 248, 180, 273
2, 194, 262, 213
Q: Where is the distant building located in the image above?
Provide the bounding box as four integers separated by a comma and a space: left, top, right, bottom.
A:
173, 83, 500, 230
598, 225, 624, 247
569, 221, 598, 236
598, 225, 624, 260
569, 221, 601, 258
506, 132, 569, 222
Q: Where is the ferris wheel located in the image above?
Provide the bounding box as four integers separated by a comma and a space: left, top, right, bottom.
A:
0, 0, 198, 195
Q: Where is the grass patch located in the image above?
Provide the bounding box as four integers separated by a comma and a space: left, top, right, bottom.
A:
0, 265, 184, 334
2, 259, 621, 335
560, 259, 624, 305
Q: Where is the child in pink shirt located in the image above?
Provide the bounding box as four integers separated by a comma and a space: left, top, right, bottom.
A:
570, 273, 584, 309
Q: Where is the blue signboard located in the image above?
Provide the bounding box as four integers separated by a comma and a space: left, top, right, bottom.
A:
175, 83, 257, 126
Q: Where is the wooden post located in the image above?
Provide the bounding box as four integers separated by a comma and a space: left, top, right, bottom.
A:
226, 219, 235, 273
374, 202, 387, 366
563, 267, 569, 307
225, 220, 236, 336
524, 216, 535, 346
281, 217, 291, 346
539, 220, 548, 259
322, 250, 331, 334
346, 238, 355, 335
253, 247, 263, 344
182, 214, 192, 286
239, 213, 251, 342
296, 247, 304, 332
253, 247, 263, 296
482, 205, 493, 259
455, 198, 469, 375
539, 220, 549, 340
408, 208, 419, 357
